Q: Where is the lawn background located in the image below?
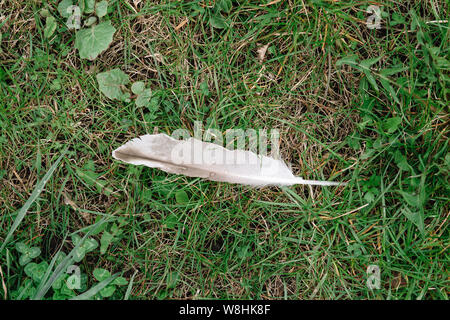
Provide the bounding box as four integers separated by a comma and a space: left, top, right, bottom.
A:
0, 0, 448, 299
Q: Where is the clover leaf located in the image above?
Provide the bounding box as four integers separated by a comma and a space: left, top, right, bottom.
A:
75, 21, 116, 60
71, 234, 98, 262
24, 261, 49, 283
93, 268, 127, 298
16, 242, 41, 266
14, 279, 36, 299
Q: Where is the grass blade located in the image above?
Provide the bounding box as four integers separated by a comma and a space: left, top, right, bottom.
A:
0, 149, 67, 253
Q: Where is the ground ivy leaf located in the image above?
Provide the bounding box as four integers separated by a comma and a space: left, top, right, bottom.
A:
131, 81, 145, 95
75, 21, 116, 60
96, 0, 108, 18
135, 89, 152, 108
96, 68, 129, 100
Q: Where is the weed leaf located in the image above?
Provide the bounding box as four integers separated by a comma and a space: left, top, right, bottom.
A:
75, 21, 116, 60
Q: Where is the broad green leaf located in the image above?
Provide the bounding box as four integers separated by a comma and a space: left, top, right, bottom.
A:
16, 279, 36, 300
175, 190, 189, 204
82, 238, 98, 252
75, 21, 116, 60
40, 8, 51, 18
135, 89, 152, 108
401, 207, 425, 235
25, 261, 49, 283
84, 16, 97, 27
96, 1, 108, 18
52, 273, 67, 290
93, 268, 111, 281
398, 191, 422, 208
379, 70, 400, 104
70, 273, 118, 300
19, 254, 33, 266
360, 56, 383, 68
383, 117, 401, 134
73, 247, 86, 262
217, 0, 232, 13
362, 69, 379, 92
15, 242, 29, 253
163, 214, 178, 229
166, 271, 179, 289
76, 166, 113, 195
200, 81, 210, 96
78, 0, 85, 13
100, 285, 116, 297
210, 15, 227, 29
111, 276, 128, 286
71, 235, 97, 261
54, 252, 67, 265
28, 247, 41, 259
96, 68, 129, 100
71, 234, 82, 246
380, 66, 408, 76
60, 281, 76, 297
131, 81, 145, 94
394, 150, 411, 172
100, 231, 114, 254
336, 55, 359, 68
44, 16, 57, 38
50, 79, 62, 90
58, 0, 73, 18
84, 0, 95, 14
236, 245, 252, 259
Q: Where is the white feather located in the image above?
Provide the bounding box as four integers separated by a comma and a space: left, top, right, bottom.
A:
112, 134, 346, 187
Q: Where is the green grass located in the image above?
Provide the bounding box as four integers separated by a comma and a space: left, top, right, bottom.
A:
0, 0, 448, 300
